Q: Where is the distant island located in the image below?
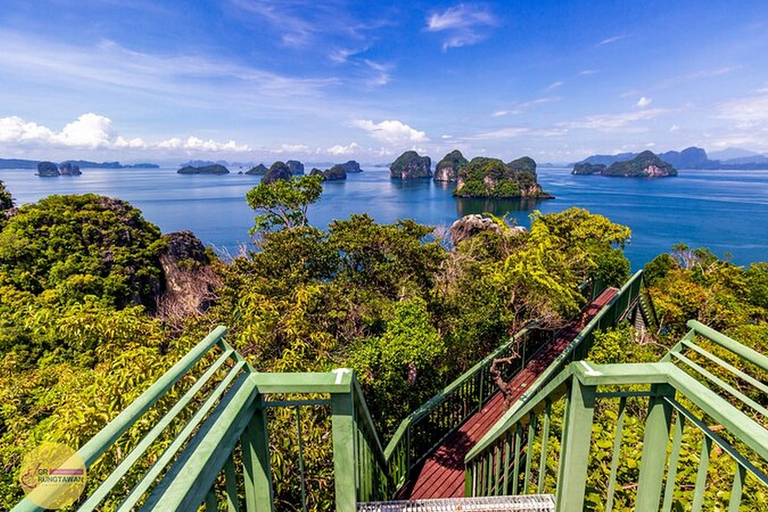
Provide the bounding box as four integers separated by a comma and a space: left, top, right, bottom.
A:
177, 164, 230, 175
574, 146, 768, 170
0, 158, 158, 170
454, 155, 553, 199
573, 150, 677, 178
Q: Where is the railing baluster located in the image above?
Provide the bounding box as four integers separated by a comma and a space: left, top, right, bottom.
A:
537, 399, 551, 494
205, 490, 217, 512
223, 453, 239, 512
728, 463, 746, 512
493, 441, 502, 495
605, 397, 627, 512
524, 414, 536, 494
661, 414, 686, 512
503, 432, 512, 495
691, 437, 712, 512
512, 424, 522, 495
295, 407, 308, 512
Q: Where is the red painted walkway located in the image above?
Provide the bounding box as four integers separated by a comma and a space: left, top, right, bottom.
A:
399, 287, 619, 500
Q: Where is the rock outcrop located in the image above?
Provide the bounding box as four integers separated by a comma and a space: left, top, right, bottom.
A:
450, 214, 526, 244
390, 151, 432, 179
245, 163, 268, 175
287, 160, 305, 175
156, 230, 221, 322
434, 150, 468, 182
573, 150, 677, 177
310, 165, 347, 181
177, 164, 230, 175
572, 162, 607, 175
37, 161, 60, 177
454, 156, 551, 198
338, 160, 362, 173
58, 162, 82, 176
262, 161, 293, 184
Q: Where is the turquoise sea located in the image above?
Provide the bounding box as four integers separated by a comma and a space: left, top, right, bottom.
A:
1, 166, 767, 269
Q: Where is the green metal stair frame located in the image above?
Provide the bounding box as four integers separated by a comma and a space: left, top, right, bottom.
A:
10, 272, 646, 511
464, 320, 768, 512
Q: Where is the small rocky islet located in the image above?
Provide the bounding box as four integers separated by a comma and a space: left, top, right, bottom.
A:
36, 161, 83, 177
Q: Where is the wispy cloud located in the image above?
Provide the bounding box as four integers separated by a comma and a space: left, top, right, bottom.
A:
546, 81, 564, 92
716, 92, 768, 127
558, 108, 669, 132
352, 119, 428, 144
226, 0, 359, 47
426, 4, 498, 50
597, 35, 625, 46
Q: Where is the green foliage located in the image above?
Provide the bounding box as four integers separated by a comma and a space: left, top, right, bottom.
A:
351, 298, 445, 432
455, 156, 545, 198
246, 174, 323, 232
0, 194, 164, 309
0, 180, 12, 211
646, 245, 768, 337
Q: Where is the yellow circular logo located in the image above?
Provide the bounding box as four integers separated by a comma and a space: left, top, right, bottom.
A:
19, 442, 87, 509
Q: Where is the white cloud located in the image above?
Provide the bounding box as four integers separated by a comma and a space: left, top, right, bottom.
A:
271, 143, 312, 154
426, 4, 497, 50
597, 35, 625, 46
352, 119, 428, 144
637, 96, 652, 108
580, 70, 597, 76
327, 142, 360, 155
0, 116, 55, 143
670, 124, 680, 132
157, 136, 251, 152
0, 113, 251, 153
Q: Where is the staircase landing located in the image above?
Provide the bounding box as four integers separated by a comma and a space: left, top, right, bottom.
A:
359, 494, 555, 511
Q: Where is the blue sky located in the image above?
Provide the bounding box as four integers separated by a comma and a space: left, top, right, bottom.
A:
1, 0, 768, 164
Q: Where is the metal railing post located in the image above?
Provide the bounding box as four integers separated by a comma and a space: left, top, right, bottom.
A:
636, 383, 675, 512
331, 392, 357, 512
241, 401, 274, 512
555, 379, 596, 512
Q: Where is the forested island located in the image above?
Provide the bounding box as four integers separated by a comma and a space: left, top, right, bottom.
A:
390, 149, 552, 199
177, 163, 230, 174
1, 174, 767, 510
572, 150, 678, 177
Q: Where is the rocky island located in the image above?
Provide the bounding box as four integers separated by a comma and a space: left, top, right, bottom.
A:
262, 161, 293, 184
177, 164, 230, 175
245, 164, 269, 175
454, 155, 552, 199
572, 150, 677, 177
287, 160, 305, 175
434, 150, 468, 182
36, 161, 82, 177
310, 165, 346, 181
337, 160, 362, 173
390, 151, 431, 179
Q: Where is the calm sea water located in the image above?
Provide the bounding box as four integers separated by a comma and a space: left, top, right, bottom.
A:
1, 166, 767, 269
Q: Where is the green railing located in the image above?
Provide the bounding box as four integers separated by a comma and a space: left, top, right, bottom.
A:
383, 323, 553, 491
12, 328, 387, 512
464, 322, 768, 511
